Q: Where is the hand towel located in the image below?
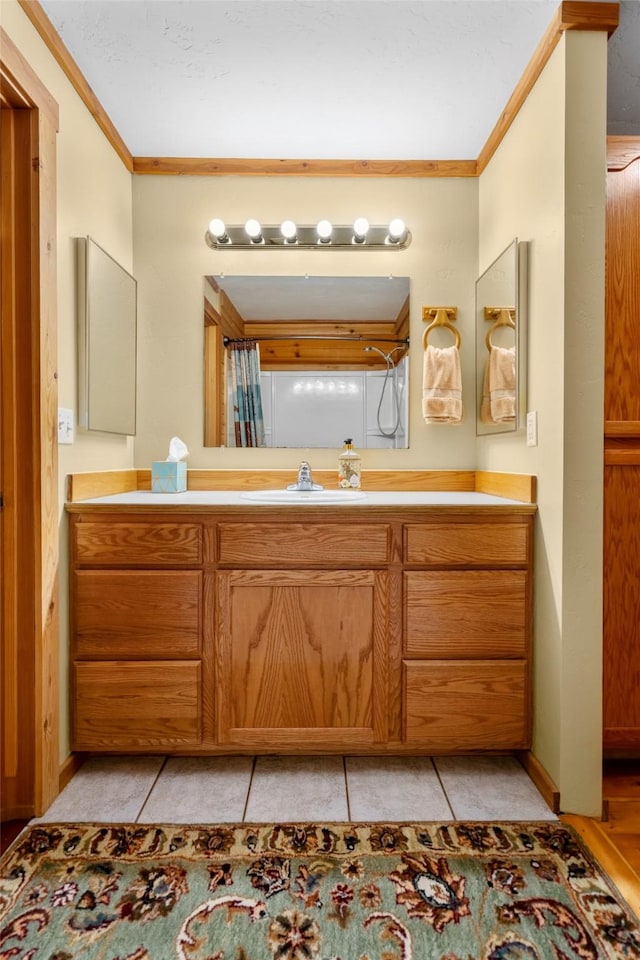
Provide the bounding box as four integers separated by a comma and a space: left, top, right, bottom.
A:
488, 345, 516, 422
422, 344, 462, 423
480, 357, 493, 424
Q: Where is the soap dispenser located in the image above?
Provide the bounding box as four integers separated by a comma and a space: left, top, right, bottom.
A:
338, 439, 362, 489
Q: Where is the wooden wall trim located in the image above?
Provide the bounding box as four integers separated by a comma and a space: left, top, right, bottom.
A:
0, 26, 58, 123
16, 2, 618, 181
66, 469, 139, 502
1, 21, 60, 815
607, 136, 640, 171
475, 471, 537, 504
16, 0, 133, 172
517, 750, 561, 813
477, 1, 619, 175
132, 157, 478, 178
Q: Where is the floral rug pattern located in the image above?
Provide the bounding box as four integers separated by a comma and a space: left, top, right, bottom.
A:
0, 821, 638, 959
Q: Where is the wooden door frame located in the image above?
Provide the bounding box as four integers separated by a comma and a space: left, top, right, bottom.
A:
1, 28, 60, 817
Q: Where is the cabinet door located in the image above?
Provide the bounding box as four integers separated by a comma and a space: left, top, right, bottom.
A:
73, 570, 202, 659
404, 660, 528, 750
404, 570, 528, 659
217, 569, 388, 748
73, 660, 201, 750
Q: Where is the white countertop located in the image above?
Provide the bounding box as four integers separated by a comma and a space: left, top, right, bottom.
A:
69, 490, 529, 507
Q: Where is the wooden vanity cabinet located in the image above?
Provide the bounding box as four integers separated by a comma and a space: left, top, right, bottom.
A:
70, 519, 205, 750
402, 519, 532, 751
215, 521, 390, 749
68, 505, 533, 755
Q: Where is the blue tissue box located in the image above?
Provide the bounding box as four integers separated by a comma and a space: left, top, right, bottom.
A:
151, 460, 187, 493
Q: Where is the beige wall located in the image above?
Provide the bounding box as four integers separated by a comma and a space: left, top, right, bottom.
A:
2, 0, 135, 758
478, 31, 607, 815
3, 0, 609, 813
133, 174, 478, 469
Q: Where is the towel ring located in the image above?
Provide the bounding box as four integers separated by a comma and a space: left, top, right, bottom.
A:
422, 306, 461, 350
484, 306, 516, 351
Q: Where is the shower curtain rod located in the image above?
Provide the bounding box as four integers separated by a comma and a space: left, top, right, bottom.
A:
223, 335, 410, 346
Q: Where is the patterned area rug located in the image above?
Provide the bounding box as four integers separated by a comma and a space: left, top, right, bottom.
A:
1, 821, 638, 959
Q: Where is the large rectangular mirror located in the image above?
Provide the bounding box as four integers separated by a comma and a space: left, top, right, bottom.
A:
204, 275, 410, 448
77, 236, 137, 435
475, 239, 528, 436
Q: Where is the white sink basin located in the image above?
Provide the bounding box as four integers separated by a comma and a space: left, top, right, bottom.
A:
241, 489, 367, 504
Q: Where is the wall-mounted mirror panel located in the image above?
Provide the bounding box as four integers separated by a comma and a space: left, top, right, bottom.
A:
475, 239, 528, 436
204, 275, 410, 448
77, 236, 137, 435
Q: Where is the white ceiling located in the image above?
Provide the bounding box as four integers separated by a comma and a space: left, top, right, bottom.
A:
39, 0, 640, 160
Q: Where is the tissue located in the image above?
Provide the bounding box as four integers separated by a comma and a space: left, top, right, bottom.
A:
167, 436, 189, 462
152, 437, 188, 493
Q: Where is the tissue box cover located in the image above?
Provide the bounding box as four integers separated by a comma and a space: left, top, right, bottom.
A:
151, 461, 187, 493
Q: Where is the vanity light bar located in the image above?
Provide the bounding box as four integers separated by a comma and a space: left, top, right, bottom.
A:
205, 219, 411, 250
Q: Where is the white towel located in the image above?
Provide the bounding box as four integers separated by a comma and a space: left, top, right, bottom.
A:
422, 344, 462, 424
487, 345, 516, 422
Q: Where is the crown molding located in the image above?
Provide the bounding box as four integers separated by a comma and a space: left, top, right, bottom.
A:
18, 0, 619, 179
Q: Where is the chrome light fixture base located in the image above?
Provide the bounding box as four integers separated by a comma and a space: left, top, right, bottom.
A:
205, 221, 411, 250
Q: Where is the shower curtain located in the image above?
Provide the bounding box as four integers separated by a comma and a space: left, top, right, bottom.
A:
228, 339, 266, 447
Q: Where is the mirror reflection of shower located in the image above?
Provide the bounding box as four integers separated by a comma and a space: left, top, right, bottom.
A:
364, 344, 406, 441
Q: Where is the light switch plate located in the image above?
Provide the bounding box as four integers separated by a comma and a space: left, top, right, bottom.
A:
58, 407, 74, 444
526, 410, 538, 447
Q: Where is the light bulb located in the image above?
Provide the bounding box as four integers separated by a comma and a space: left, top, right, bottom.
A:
244, 218, 263, 241
353, 217, 369, 242
316, 219, 333, 242
280, 219, 297, 241
388, 218, 406, 242
208, 218, 228, 240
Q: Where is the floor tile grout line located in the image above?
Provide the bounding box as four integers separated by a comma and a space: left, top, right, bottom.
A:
343, 756, 351, 821
431, 756, 457, 821
242, 756, 257, 822
135, 756, 169, 823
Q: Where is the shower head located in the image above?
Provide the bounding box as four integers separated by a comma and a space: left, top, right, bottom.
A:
364, 344, 405, 364
364, 345, 390, 361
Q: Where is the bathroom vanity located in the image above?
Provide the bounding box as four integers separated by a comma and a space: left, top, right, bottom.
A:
66, 487, 535, 756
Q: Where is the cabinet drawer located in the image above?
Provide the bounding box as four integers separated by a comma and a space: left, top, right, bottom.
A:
74, 570, 202, 658
404, 660, 528, 749
404, 522, 529, 566
405, 570, 527, 658
73, 660, 201, 749
74, 522, 202, 565
218, 523, 390, 565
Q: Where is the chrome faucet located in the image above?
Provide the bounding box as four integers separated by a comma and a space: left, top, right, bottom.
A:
287, 460, 324, 492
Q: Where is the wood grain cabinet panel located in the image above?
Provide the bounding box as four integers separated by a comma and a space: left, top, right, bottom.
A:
73, 660, 201, 750
73, 570, 202, 659
404, 522, 529, 566
217, 569, 388, 747
604, 151, 640, 753
603, 463, 640, 751
404, 660, 528, 750
67, 506, 533, 755
218, 523, 390, 566
74, 521, 202, 565
404, 570, 528, 658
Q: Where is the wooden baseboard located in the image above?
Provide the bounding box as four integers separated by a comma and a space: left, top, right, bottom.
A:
0, 803, 34, 821
59, 752, 86, 792
517, 750, 561, 813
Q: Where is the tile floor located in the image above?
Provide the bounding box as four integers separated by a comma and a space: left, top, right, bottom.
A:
33, 754, 557, 824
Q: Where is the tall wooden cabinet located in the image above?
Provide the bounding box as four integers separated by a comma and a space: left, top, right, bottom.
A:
603, 139, 640, 754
